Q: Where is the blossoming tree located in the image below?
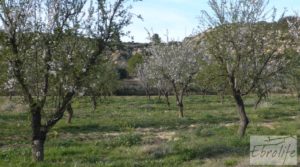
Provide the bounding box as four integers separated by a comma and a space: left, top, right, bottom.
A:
200, 0, 293, 137
0, 0, 138, 161
146, 41, 203, 117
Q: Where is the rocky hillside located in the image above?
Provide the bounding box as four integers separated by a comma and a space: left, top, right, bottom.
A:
111, 42, 149, 70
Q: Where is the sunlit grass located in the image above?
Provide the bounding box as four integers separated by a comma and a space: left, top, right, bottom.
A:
0, 95, 299, 166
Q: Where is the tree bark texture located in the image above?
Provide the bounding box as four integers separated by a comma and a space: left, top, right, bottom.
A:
233, 91, 249, 137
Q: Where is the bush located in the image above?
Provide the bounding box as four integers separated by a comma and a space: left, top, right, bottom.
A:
127, 53, 143, 75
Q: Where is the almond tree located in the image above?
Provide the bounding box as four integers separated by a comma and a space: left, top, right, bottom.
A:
0, 0, 138, 161
200, 0, 292, 137
85, 60, 119, 112
253, 80, 271, 109
137, 63, 152, 100
155, 77, 172, 108
196, 63, 228, 103
147, 41, 202, 117
286, 16, 300, 100
137, 58, 172, 107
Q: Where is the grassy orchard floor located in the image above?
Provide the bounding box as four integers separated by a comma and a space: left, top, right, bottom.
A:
0, 95, 299, 167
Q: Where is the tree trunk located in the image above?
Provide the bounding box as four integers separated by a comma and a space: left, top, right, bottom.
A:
172, 82, 185, 118
146, 89, 151, 100
91, 95, 97, 112
32, 139, 45, 161
165, 92, 170, 109
178, 102, 184, 118
220, 93, 224, 104
254, 95, 263, 110
31, 104, 47, 161
66, 103, 73, 124
158, 90, 162, 100
144, 84, 151, 100
174, 93, 184, 117
202, 90, 206, 100
233, 91, 249, 137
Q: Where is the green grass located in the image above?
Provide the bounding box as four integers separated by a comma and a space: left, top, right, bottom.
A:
0, 95, 299, 167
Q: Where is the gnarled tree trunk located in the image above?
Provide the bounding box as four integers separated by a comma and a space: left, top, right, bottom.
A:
233, 90, 249, 137
172, 81, 186, 118
175, 92, 184, 118
174, 94, 184, 117
31, 104, 47, 161
32, 137, 45, 161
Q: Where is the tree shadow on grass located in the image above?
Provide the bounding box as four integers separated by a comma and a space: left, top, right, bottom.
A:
57, 123, 121, 134
0, 112, 28, 121
174, 143, 249, 161
57, 115, 239, 135
272, 100, 298, 106
57, 121, 191, 134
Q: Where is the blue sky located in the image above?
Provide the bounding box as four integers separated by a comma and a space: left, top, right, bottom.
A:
122, 0, 300, 43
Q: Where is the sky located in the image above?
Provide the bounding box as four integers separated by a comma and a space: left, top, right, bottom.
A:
121, 0, 300, 43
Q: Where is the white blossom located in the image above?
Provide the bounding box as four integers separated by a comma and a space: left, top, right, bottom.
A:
4, 78, 17, 91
